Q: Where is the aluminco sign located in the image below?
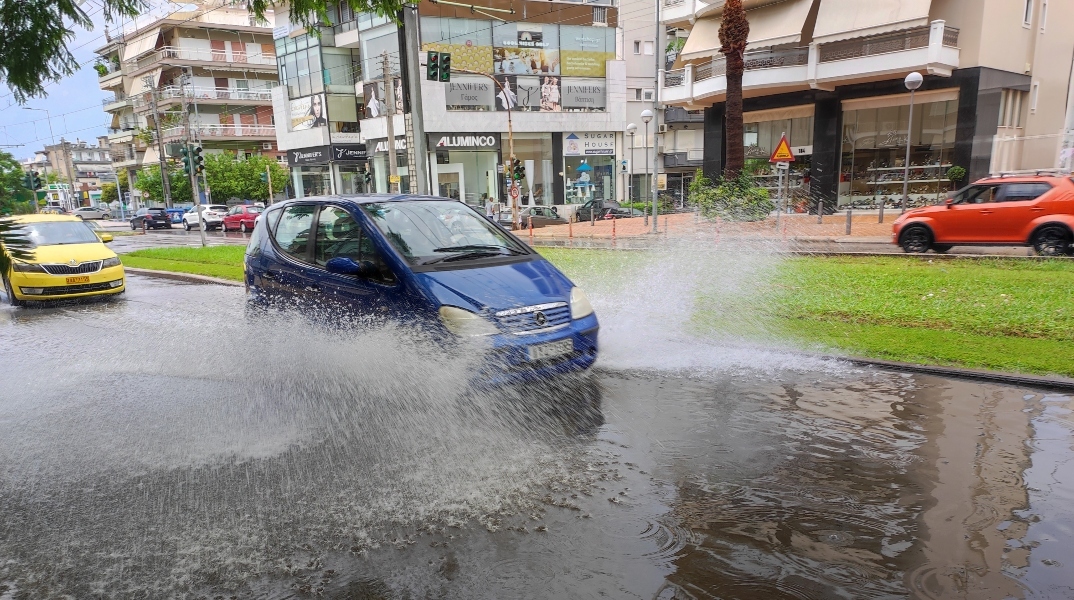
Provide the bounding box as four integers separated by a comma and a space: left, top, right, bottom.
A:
436, 135, 496, 148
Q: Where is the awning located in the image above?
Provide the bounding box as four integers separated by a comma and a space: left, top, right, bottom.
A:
120, 27, 161, 62
812, 0, 933, 44
744, 104, 815, 123
679, 0, 814, 62
127, 68, 162, 96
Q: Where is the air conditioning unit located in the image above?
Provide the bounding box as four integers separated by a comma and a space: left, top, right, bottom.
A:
262, 142, 274, 150
658, 124, 668, 134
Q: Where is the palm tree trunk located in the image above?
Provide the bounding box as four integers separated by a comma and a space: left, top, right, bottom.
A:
724, 50, 745, 176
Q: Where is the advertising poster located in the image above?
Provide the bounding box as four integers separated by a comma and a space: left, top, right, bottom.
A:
493, 23, 559, 75
560, 25, 615, 77
494, 75, 517, 111
289, 94, 327, 131
539, 76, 561, 112
445, 78, 494, 111
562, 79, 606, 112
363, 82, 384, 118
495, 75, 543, 112
419, 16, 494, 73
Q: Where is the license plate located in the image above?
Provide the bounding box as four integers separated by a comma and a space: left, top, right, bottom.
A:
528, 338, 573, 361
66, 276, 90, 284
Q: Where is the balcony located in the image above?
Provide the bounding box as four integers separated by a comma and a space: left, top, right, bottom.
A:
132, 85, 276, 111
102, 94, 131, 111
664, 106, 705, 124
662, 20, 960, 107
662, 0, 710, 26
160, 123, 276, 142
125, 46, 277, 76
97, 65, 123, 89
662, 47, 808, 105
664, 149, 704, 169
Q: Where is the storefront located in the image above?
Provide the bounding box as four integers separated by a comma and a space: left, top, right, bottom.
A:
511, 133, 555, 206
368, 136, 409, 194
741, 106, 814, 211
288, 146, 332, 198
838, 89, 960, 210
331, 144, 369, 194
562, 132, 615, 205
428, 132, 500, 206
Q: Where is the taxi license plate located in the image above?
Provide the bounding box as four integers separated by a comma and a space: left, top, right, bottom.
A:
66, 276, 90, 284
528, 338, 573, 361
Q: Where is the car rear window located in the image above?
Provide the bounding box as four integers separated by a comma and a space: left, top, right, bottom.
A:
209, 205, 229, 211
149, 209, 168, 215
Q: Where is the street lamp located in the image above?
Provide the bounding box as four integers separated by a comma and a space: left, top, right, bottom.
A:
627, 123, 637, 209
641, 109, 653, 228
900, 71, 923, 216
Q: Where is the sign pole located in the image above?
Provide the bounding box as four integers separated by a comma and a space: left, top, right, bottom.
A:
769, 132, 796, 230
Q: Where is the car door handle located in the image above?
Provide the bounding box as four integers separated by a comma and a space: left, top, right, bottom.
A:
263, 271, 278, 281
980, 210, 994, 214
303, 285, 320, 292
1030, 207, 1044, 212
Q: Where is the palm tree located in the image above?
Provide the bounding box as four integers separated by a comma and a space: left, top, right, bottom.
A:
0, 216, 32, 282
719, 0, 749, 176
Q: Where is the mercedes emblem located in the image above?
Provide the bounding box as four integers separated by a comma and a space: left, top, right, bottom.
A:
534, 311, 548, 327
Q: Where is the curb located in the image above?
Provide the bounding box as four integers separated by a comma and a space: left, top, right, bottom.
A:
837, 356, 1074, 393
125, 267, 243, 287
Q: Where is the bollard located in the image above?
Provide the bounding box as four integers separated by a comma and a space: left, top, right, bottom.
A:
782, 220, 787, 243
528, 215, 533, 244
611, 213, 616, 247
716, 216, 721, 246
817, 198, 824, 224
142, 218, 147, 234
845, 206, 853, 235
664, 215, 668, 234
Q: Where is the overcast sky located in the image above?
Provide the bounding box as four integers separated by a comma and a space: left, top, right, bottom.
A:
0, 7, 118, 161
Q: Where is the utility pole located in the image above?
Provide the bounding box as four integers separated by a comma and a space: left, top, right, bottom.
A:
61, 138, 77, 209
399, 4, 429, 195
180, 76, 208, 248
382, 51, 400, 194
652, 0, 663, 234
266, 165, 274, 205
147, 79, 173, 207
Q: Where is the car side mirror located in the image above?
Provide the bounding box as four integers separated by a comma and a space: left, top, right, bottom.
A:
99, 233, 114, 243
325, 257, 377, 277
945, 198, 954, 209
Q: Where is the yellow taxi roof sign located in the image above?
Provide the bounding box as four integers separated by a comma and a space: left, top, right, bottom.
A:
769, 134, 795, 162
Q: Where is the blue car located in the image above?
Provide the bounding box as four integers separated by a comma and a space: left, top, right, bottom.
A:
243, 195, 599, 383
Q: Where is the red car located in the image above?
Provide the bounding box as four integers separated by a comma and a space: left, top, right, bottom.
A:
221, 205, 263, 233
892, 175, 1074, 255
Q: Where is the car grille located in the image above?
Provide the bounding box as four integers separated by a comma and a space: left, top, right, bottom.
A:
41, 261, 102, 275
494, 302, 571, 333
34, 280, 120, 296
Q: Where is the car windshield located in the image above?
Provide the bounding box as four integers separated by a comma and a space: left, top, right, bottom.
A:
362, 201, 529, 265
208, 205, 228, 211
19, 222, 101, 247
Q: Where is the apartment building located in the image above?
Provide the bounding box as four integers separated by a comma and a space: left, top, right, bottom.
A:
272, 0, 652, 213
662, 0, 1074, 211
20, 138, 115, 208
95, 1, 281, 200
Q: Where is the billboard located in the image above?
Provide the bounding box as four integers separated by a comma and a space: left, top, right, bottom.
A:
289, 94, 327, 131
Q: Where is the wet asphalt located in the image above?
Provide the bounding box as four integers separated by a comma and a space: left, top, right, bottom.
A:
0, 276, 1072, 599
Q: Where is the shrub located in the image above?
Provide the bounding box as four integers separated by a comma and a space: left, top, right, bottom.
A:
946, 165, 967, 185
689, 169, 774, 221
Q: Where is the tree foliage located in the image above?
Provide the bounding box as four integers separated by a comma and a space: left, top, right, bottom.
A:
1, 0, 400, 103
718, 0, 749, 176
689, 169, 773, 222
0, 150, 35, 216
204, 153, 289, 202
100, 183, 118, 205
135, 164, 191, 206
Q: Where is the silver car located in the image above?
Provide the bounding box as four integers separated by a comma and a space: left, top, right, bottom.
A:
72, 206, 112, 220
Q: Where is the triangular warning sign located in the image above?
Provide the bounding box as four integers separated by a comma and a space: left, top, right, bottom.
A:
769, 134, 795, 162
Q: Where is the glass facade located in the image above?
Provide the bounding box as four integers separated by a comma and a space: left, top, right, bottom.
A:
839, 97, 959, 210
743, 113, 814, 211
275, 34, 323, 99
511, 134, 554, 205
337, 165, 371, 194
371, 146, 409, 194
297, 166, 331, 197
434, 150, 499, 206
565, 156, 614, 204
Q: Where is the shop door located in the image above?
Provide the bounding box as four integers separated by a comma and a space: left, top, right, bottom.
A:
437, 164, 465, 202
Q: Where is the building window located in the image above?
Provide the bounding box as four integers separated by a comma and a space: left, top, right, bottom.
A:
631, 88, 641, 100
1030, 82, 1039, 113
633, 40, 641, 54
592, 7, 607, 25
1040, 0, 1047, 32
643, 41, 654, 55
1023, 0, 1033, 26
642, 88, 654, 101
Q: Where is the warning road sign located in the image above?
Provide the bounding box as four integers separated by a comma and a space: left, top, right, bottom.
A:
769, 134, 796, 163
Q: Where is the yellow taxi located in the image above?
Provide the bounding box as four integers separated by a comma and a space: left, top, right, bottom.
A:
2, 215, 125, 306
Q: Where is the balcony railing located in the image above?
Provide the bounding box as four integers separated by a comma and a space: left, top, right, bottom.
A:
102, 93, 128, 106
160, 123, 276, 140
819, 25, 957, 63
667, 47, 805, 88
125, 45, 277, 71
133, 85, 276, 108
663, 0, 685, 6
665, 70, 686, 87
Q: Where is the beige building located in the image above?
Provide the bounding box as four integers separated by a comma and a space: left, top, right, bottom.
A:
661, 0, 1074, 211
95, 1, 281, 201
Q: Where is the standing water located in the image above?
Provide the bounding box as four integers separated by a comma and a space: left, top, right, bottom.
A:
0, 246, 1071, 599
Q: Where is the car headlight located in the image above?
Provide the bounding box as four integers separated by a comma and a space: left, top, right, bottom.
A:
438, 306, 498, 337
570, 287, 594, 319
101, 256, 121, 268
11, 261, 45, 273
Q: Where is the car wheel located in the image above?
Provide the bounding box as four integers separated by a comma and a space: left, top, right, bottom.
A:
76, 214, 83, 220
184, 221, 191, 231
931, 244, 953, 254
899, 225, 932, 253
3, 275, 24, 307
130, 221, 137, 230
221, 222, 228, 232
1032, 224, 1072, 256
240, 222, 249, 233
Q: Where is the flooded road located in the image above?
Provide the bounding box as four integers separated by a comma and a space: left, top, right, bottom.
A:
1, 277, 1071, 599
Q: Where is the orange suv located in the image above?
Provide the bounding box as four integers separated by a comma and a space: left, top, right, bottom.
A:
892, 175, 1074, 255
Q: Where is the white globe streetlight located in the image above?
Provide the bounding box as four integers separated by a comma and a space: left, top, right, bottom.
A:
640, 110, 654, 228
899, 72, 924, 216
627, 123, 637, 209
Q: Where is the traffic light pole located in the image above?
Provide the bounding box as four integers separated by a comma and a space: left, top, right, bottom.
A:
382, 52, 400, 194
147, 82, 172, 208
400, 4, 429, 195
180, 89, 208, 248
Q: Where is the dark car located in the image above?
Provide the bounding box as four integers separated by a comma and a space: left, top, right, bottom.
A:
601, 207, 646, 219
497, 206, 568, 229
574, 200, 619, 222
130, 207, 173, 230
244, 195, 599, 385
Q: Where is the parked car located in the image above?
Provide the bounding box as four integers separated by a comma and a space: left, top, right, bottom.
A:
601, 207, 646, 219
574, 200, 619, 222
497, 206, 568, 229
80, 219, 114, 242
893, 175, 1074, 255
72, 206, 112, 220
182, 204, 229, 231
245, 196, 599, 384
1, 215, 125, 306
40, 206, 69, 216
130, 207, 173, 230
222, 205, 263, 233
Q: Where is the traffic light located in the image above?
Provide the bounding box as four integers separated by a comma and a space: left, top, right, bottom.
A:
362, 170, 372, 186
439, 52, 451, 82
31, 171, 42, 190
427, 51, 439, 81
512, 158, 523, 181
22, 173, 32, 190
180, 145, 192, 175
260, 171, 268, 183
192, 145, 204, 174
